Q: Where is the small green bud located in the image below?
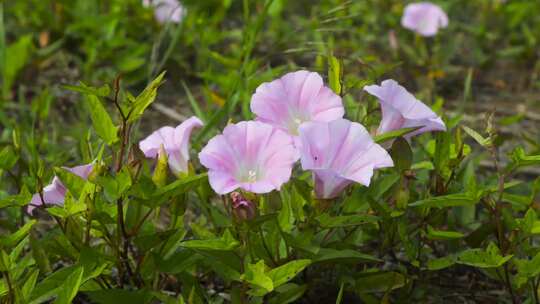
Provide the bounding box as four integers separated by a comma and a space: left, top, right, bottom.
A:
152, 145, 168, 187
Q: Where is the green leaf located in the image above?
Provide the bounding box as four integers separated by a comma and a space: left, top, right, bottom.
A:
134, 229, 177, 252
85, 95, 118, 145
243, 260, 273, 295
63, 192, 87, 217
127, 71, 166, 123
0, 220, 36, 248
268, 259, 311, 288
181, 80, 207, 122
29, 266, 78, 304
54, 266, 84, 304
0, 250, 11, 271
373, 127, 421, 144
203, 255, 242, 281
316, 213, 379, 228
390, 137, 412, 172
0, 186, 31, 209
355, 271, 407, 293
531, 221, 540, 234
21, 269, 40, 301
409, 192, 480, 208
426, 226, 465, 240
515, 252, 540, 289
0, 146, 18, 170
3, 35, 33, 95
462, 125, 491, 147
63, 83, 110, 97
278, 187, 294, 232
54, 167, 86, 199
85, 289, 154, 304
96, 168, 132, 202
313, 248, 381, 264
427, 256, 456, 270
157, 250, 201, 274
152, 174, 207, 199
180, 229, 239, 251
328, 54, 341, 95
268, 284, 307, 304
510, 147, 540, 169
457, 243, 513, 268
426, 141, 472, 160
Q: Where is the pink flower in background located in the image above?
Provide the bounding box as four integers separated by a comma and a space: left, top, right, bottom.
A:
199, 121, 299, 195
139, 116, 203, 176
143, 0, 185, 24
401, 2, 448, 37
298, 119, 393, 199
27, 163, 94, 214
250, 70, 344, 138
363, 79, 446, 137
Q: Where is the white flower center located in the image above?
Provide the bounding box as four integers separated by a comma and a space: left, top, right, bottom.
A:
287, 116, 306, 135
247, 170, 257, 182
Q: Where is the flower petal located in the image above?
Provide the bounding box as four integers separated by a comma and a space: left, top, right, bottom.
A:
145, 0, 185, 24
27, 177, 67, 214
64, 163, 94, 180
363, 79, 446, 137
250, 70, 344, 136
199, 121, 298, 195
401, 2, 448, 37
140, 116, 203, 175
168, 116, 203, 174
299, 119, 393, 199
139, 126, 176, 158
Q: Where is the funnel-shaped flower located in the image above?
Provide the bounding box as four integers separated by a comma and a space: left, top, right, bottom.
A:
363, 79, 446, 137
250, 70, 344, 138
299, 119, 393, 199
27, 163, 94, 214
143, 0, 185, 24
139, 116, 203, 176
199, 121, 299, 195
401, 2, 448, 37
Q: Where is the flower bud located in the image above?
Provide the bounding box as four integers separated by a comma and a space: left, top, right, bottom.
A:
152, 145, 169, 187
230, 192, 256, 222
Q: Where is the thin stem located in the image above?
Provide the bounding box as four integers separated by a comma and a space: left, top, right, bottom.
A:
531, 278, 539, 304
3, 271, 13, 303
534, 277, 540, 304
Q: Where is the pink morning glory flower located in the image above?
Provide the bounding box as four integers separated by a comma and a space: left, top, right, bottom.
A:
250, 70, 344, 138
139, 116, 203, 176
198, 121, 299, 195
298, 119, 394, 199
27, 163, 94, 214
143, 0, 185, 24
363, 79, 446, 138
401, 2, 448, 37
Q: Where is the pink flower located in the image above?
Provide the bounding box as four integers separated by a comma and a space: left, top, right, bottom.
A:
363, 79, 446, 137
139, 116, 203, 176
198, 121, 299, 195
250, 70, 344, 138
27, 163, 94, 214
401, 2, 448, 37
298, 119, 393, 199
143, 0, 185, 24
